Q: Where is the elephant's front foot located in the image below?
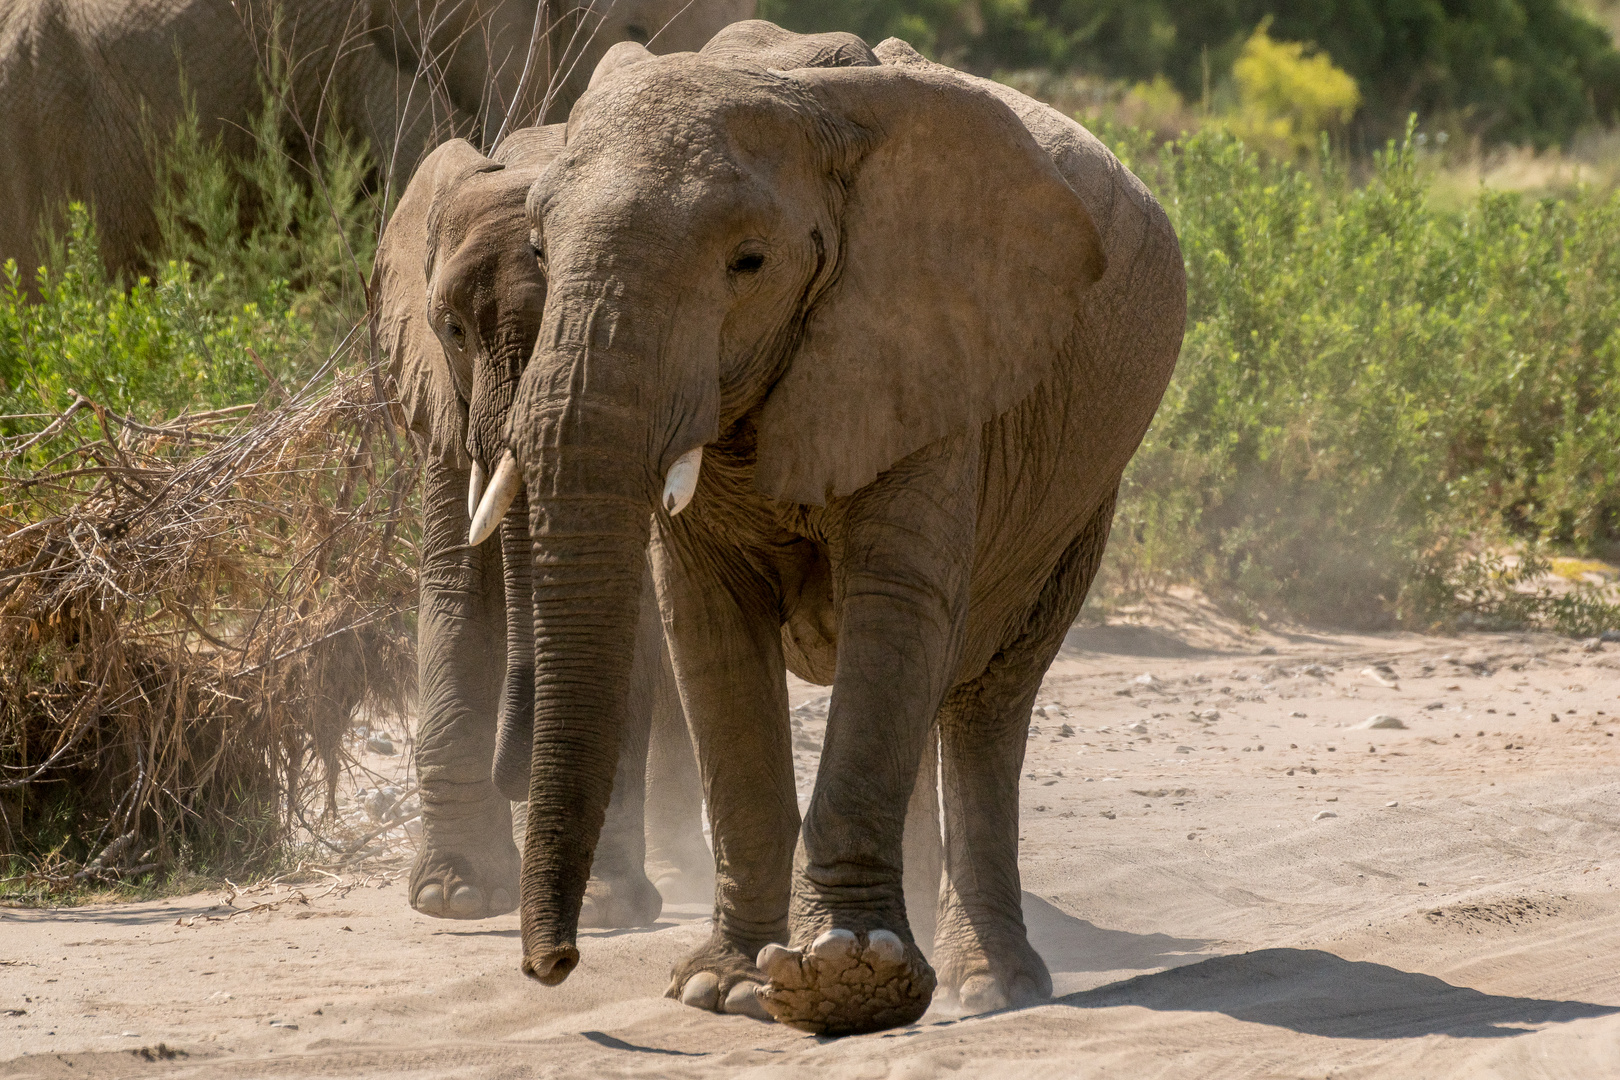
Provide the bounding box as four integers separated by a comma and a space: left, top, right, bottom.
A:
930, 921, 1052, 1015
666, 933, 774, 1021
409, 784, 519, 920
756, 928, 935, 1035
579, 870, 662, 928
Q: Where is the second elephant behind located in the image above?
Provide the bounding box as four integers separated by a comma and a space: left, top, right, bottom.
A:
375, 127, 713, 930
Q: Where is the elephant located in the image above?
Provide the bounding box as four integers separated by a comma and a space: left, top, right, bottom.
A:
466, 21, 1186, 1035
0, 0, 753, 284
373, 125, 712, 926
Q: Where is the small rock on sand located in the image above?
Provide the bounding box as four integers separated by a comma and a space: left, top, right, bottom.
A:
1361, 715, 1406, 729
1314, 810, 1338, 821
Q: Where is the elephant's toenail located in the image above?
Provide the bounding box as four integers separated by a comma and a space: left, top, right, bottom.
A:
680, 971, 721, 1011
757, 943, 796, 976
810, 928, 858, 960
447, 884, 482, 917
414, 884, 444, 913
864, 930, 905, 965
723, 981, 771, 1020
959, 974, 1010, 1014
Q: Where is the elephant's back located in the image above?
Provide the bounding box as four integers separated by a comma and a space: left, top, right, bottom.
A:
0, 0, 258, 278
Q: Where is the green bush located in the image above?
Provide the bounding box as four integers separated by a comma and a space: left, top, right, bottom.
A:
0, 94, 375, 463
1102, 122, 1620, 629
760, 0, 1620, 148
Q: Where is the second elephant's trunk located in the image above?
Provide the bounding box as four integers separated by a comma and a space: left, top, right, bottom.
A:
493, 490, 535, 803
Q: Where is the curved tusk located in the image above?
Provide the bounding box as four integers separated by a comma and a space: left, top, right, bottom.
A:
468, 450, 521, 547
467, 458, 486, 522
662, 446, 703, 517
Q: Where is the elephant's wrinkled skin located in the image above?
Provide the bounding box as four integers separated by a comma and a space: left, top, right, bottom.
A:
0, 0, 752, 281
487, 22, 1185, 1034
373, 128, 710, 925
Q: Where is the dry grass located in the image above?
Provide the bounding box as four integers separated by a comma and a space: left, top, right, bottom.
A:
0, 361, 418, 894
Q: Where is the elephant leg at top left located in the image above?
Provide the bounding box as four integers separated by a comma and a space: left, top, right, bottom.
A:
411, 460, 520, 919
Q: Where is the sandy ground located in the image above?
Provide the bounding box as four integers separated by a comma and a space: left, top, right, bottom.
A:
4, 596, 1619, 1078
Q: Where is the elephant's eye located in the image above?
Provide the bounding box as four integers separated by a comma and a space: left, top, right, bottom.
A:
444, 319, 466, 349
728, 251, 766, 276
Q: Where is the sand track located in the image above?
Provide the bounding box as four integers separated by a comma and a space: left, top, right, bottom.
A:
4, 609, 1618, 1078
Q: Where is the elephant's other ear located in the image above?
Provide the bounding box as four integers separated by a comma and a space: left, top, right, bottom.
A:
589, 41, 655, 91
375, 139, 495, 469
699, 20, 878, 69
752, 66, 1105, 505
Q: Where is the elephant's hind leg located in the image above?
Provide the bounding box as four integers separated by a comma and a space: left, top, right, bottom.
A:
932, 490, 1117, 1013
642, 632, 714, 905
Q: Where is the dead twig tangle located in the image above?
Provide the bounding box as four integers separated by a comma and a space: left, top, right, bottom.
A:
0, 362, 418, 887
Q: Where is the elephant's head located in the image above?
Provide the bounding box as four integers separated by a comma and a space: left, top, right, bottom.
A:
477, 23, 1106, 985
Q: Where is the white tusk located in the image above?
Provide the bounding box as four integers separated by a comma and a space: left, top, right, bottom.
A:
468, 450, 521, 546
662, 446, 702, 517
467, 458, 486, 522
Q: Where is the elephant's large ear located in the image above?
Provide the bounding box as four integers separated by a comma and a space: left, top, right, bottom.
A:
751, 65, 1105, 506
375, 139, 497, 468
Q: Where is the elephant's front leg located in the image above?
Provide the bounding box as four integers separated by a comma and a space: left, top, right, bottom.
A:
757, 435, 980, 1035
652, 526, 798, 1023
411, 462, 520, 919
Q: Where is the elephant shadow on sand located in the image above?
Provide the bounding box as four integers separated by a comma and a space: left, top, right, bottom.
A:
1034, 912, 1618, 1039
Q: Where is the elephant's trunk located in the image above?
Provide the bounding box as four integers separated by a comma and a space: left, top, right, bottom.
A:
493, 488, 535, 803
511, 300, 656, 985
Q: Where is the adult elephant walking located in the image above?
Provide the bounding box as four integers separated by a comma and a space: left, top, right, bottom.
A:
470, 22, 1185, 1034
0, 0, 752, 281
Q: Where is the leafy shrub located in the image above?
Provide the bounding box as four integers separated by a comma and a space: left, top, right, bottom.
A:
1099, 122, 1620, 630
1228, 23, 1361, 156
0, 93, 374, 449
760, 0, 1620, 148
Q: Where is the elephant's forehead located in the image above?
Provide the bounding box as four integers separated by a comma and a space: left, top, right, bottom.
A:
564, 55, 802, 169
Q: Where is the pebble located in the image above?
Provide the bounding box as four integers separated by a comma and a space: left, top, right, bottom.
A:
1127, 721, 1148, 734
1134, 673, 1158, 686
1386, 801, 1399, 807
1362, 715, 1406, 730
1199, 710, 1220, 721
1290, 711, 1307, 718
1314, 810, 1338, 821
1175, 745, 1195, 754
366, 734, 396, 755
